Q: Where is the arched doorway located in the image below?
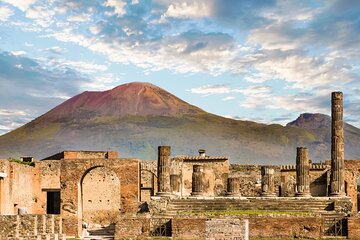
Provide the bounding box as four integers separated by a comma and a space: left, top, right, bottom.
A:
80, 166, 121, 235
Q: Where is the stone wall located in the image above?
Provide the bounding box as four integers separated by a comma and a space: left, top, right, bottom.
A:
172, 218, 206, 239
140, 160, 157, 201
345, 160, 360, 212
43, 151, 119, 160
114, 217, 150, 239
173, 157, 229, 197
348, 216, 360, 239
230, 164, 328, 197
249, 215, 323, 238
0, 214, 62, 239
0, 160, 45, 215
60, 158, 140, 236
39, 160, 61, 190
205, 218, 248, 240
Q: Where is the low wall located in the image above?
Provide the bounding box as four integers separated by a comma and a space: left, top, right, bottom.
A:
0, 214, 62, 239
115, 217, 150, 239
172, 218, 206, 239
348, 217, 360, 239
249, 215, 323, 238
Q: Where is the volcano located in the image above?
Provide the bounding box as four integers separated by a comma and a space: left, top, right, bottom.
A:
0, 82, 359, 163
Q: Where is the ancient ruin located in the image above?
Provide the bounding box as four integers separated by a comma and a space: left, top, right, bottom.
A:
0, 91, 360, 239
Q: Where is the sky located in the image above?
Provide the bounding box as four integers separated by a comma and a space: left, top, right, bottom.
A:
0, 0, 359, 135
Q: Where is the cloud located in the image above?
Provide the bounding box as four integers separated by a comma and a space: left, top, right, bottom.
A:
1, 0, 37, 11
0, 5, 13, 21
189, 84, 231, 95
104, 0, 127, 16
10, 50, 26, 56
162, 1, 212, 20
222, 96, 235, 101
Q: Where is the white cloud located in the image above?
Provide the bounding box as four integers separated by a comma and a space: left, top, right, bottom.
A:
0, 109, 27, 116
67, 13, 91, 22
189, 84, 231, 95
1, 0, 37, 11
44, 46, 63, 54
162, 1, 212, 19
46, 58, 108, 74
10, 50, 26, 56
0, 6, 14, 21
222, 96, 236, 101
104, 0, 127, 16
25, 5, 55, 27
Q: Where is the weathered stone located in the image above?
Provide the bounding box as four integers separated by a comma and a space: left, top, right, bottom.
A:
157, 146, 171, 195
191, 165, 205, 196
330, 92, 345, 196
226, 177, 241, 196
261, 166, 276, 197
296, 147, 311, 197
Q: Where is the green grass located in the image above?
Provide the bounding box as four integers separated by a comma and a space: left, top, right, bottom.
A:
181, 210, 312, 215
8, 158, 34, 167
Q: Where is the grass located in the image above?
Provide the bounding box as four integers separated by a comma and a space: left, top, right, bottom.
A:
181, 210, 312, 215
8, 157, 34, 167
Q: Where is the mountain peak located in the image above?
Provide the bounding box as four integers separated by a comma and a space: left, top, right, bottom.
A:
37, 82, 204, 122
286, 113, 330, 129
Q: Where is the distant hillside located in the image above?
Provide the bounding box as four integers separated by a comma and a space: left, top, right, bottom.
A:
0, 82, 359, 164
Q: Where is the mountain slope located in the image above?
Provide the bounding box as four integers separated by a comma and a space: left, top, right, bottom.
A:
0, 82, 359, 164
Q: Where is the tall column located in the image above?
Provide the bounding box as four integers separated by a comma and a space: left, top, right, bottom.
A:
296, 147, 311, 197
157, 146, 172, 195
261, 166, 276, 197
226, 177, 241, 196
330, 92, 345, 196
191, 165, 205, 196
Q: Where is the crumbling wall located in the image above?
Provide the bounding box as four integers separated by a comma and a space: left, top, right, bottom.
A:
82, 166, 121, 226
348, 216, 360, 239
175, 158, 229, 196
60, 158, 139, 236
345, 160, 360, 213
0, 214, 62, 239
0, 160, 44, 215
39, 160, 61, 190
115, 217, 150, 238
172, 218, 206, 239
140, 160, 158, 201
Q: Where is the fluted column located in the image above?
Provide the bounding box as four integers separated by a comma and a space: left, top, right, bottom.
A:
261, 166, 276, 197
296, 147, 311, 197
157, 146, 171, 195
330, 92, 345, 196
226, 177, 241, 196
191, 165, 205, 196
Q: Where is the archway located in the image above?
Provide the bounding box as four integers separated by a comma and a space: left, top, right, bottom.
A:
140, 169, 157, 201
80, 166, 121, 234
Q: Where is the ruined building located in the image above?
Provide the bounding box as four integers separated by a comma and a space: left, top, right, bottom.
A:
0, 92, 360, 239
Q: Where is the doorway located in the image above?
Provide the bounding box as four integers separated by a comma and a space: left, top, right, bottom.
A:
46, 191, 60, 214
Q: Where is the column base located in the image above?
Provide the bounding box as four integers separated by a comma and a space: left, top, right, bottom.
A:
261, 193, 277, 197
191, 192, 204, 197
226, 192, 241, 197
330, 192, 346, 197
156, 192, 173, 197
295, 192, 311, 197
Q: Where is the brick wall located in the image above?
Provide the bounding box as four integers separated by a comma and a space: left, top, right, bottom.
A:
348, 217, 360, 239
249, 215, 323, 238
172, 218, 206, 239
114, 218, 150, 238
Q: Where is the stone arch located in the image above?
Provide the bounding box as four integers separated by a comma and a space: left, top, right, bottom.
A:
78, 166, 121, 229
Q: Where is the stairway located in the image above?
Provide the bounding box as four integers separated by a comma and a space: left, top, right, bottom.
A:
166, 198, 337, 215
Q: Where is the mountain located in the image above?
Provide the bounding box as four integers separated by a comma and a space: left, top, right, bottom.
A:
0, 82, 359, 164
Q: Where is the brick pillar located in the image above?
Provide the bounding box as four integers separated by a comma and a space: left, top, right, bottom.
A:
296, 147, 311, 197
170, 174, 181, 194
226, 177, 241, 197
157, 146, 172, 195
191, 165, 205, 196
330, 92, 345, 196
261, 166, 276, 197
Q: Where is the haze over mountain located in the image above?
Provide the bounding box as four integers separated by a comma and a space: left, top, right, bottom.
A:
0, 82, 359, 164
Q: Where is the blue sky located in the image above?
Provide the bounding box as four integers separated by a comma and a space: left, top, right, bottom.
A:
0, 0, 359, 135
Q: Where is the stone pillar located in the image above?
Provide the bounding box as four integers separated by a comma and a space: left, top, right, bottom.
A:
226, 177, 241, 196
330, 92, 345, 196
191, 165, 205, 196
261, 166, 276, 197
296, 147, 311, 197
157, 146, 172, 195
170, 174, 181, 194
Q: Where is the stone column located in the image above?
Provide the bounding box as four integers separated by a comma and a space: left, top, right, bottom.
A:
330, 92, 345, 196
226, 177, 241, 196
261, 166, 276, 197
157, 146, 172, 195
296, 147, 311, 197
191, 165, 205, 196
170, 174, 181, 194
